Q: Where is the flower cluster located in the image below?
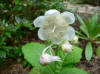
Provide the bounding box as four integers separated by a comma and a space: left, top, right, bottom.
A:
33, 9, 78, 65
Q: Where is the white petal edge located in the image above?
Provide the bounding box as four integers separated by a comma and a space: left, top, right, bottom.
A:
38, 28, 46, 40
33, 16, 45, 27
61, 11, 75, 24
63, 26, 75, 41
45, 9, 60, 16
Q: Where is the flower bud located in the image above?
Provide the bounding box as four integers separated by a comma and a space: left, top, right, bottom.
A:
40, 53, 61, 65
62, 42, 72, 52
71, 35, 78, 44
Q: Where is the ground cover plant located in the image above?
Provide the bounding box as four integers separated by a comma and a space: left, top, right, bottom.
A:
0, 0, 65, 66
76, 13, 100, 61
22, 9, 88, 74
0, 18, 34, 65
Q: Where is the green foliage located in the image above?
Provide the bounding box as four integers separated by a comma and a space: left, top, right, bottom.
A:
60, 67, 88, 74
29, 66, 53, 74
0, 0, 65, 67
0, 19, 34, 65
96, 46, 100, 56
29, 68, 43, 74
22, 42, 46, 67
63, 45, 82, 65
0, 51, 6, 64
76, 13, 100, 60
85, 42, 93, 61
29, 67, 88, 74
0, 0, 65, 23
22, 42, 85, 73
77, 13, 100, 41
77, 15, 89, 38
15, 16, 35, 30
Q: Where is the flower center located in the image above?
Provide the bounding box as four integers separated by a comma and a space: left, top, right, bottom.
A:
51, 25, 56, 33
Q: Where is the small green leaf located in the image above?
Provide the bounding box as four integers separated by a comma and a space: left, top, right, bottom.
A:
22, 42, 46, 67
75, 30, 87, 40
63, 45, 82, 65
77, 14, 89, 38
59, 67, 88, 74
96, 46, 100, 56
5, 31, 11, 38
85, 42, 93, 61
0, 51, 6, 58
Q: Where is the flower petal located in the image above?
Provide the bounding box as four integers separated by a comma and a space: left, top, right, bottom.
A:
45, 9, 60, 16
61, 11, 75, 24
33, 16, 45, 27
38, 28, 46, 40
63, 26, 75, 41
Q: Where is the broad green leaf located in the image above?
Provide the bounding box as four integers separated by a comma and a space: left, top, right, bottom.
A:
77, 14, 89, 38
29, 68, 43, 74
22, 42, 46, 67
59, 67, 88, 74
85, 42, 93, 61
96, 46, 100, 56
29, 66, 53, 74
63, 45, 82, 65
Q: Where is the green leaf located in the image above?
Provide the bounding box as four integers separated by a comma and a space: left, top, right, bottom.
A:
85, 42, 93, 61
59, 67, 88, 74
77, 15, 89, 38
29, 66, 52, 74
91, 12, 98, 26
75, 30, 87, 40
0, 51, 6, 58
22, 42, 46, 67
29, 68, 43, 74
96, 46, 100, 56
5, 31, 11, 38
63, 45, 82, 65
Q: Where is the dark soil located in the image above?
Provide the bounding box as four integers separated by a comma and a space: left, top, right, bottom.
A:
0, 59, 30, 74
77, 55, 100, 74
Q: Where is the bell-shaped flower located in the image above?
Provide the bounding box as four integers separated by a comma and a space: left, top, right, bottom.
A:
40, 53, 61, 65
62, 41, 72, 52
33, 9, 75, 44
40, 44, 61, 65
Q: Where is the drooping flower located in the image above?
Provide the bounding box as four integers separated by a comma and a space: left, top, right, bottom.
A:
40, 53, 61, 65
40, 44, 61, 65
62, 41, 72, 52
34, 9, 75, 44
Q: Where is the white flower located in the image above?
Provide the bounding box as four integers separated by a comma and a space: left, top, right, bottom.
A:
34, 9, 75, 44
62, 42, 72, 52
40, 53, 61, 65
45, 9, 60, 16
71, 35, 79, 44
61, 11, 75, 24
40, 44, 61, 65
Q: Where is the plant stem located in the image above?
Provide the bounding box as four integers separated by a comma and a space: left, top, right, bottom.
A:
47, 65, 55, 74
